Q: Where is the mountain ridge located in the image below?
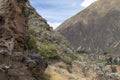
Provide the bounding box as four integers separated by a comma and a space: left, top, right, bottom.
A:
57, 0, 120, 54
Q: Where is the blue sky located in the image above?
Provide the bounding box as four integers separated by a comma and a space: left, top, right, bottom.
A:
30, 0, 97, 29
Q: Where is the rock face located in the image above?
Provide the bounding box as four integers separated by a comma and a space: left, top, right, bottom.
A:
0, 0, 48, 80
0, 0, 28, 52
57, 0, 120, 54
0, 0, 74, 80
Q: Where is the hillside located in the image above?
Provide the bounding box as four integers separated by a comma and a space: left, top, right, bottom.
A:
57, 0, 120, 54
0, 0, 120, 80
0, 0, 74, 80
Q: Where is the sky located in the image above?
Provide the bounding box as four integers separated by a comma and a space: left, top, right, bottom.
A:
30, 0, 97, 29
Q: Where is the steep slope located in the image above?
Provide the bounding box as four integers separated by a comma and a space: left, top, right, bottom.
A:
0, 0, 28, 52
26, 1, 74, 60
57, 0, 120, 54
0, 0, 48, 80
0, 0, 74, 80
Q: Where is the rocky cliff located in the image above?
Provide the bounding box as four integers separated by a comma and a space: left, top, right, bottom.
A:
0, 0, 48, 80
0, 0, 74, 80
0, 0, 28, 52
57, 0, 120, 54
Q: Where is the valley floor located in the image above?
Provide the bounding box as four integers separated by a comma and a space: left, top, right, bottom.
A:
44, 54, 120, 80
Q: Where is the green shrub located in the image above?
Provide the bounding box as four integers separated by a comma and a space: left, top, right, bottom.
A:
107, 57, 113, 64
38, 43, 58, 59
103, 52, 108, 55
27, 36, 37, 50
62, 56, 72, 65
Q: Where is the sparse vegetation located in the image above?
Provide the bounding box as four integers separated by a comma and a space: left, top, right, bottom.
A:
29, 29, 36, 36
96, 59, 106, 65
38, 43, 59, 59
77, 49, 88, 54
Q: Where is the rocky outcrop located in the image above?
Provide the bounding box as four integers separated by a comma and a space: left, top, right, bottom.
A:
57, 0, 120, 54
0, 0, 47, 80
0, 51, 48, 80
0, 0, 28, 52
0, 0, 74, 80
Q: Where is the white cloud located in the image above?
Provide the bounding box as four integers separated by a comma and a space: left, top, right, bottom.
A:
81, 0, 97, 8
48, 22, 61, 29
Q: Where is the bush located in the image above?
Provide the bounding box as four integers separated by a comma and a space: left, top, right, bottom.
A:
107, 57, 113, 64
38, 43, 58, 59
27, 36, 37, 50
103, 52, 108, 55
62, 56, 72, 65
